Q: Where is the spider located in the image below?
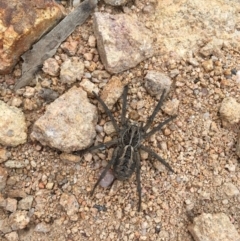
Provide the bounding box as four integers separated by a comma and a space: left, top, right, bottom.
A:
85, 85, 177, 211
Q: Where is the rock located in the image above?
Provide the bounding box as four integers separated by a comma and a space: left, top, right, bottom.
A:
0, 194, 6, 207
23, 87, 36, 98
99, 169, 115, 188
10, 97, 23, 107
42, 58, 60, 76
60, 193, 79, 220
0, 218, 11, 234
93, 12, 154, 73
219, 97, 240, 126
79, 79, 99, 97
92, 70, 111, 80
31, 87, 98, 152
236, 133, 240, 158
0, 166, 8, 191
38, 88, 59, 103
9, 210, 30, 231
200, 39, 224, 57
0, 0, 64, 74
0, 148, 9, 163
104, 121, 115, 135
18, 196, 34, 210
35, 222, 51, 233
5, 160, 27, 169
5, 232, 19, 241
144, 71, 172, 98
88, 35, 96, 47
223, 182, 239, 197
188, 213, 240, 241
99, 77, 124, 111
5, 198, 17, 213
60, 153, 81, 163
202, 59, 214, 72
104, 0, 128, 6
61, 40, 78, 56
60, 57, 84, 84
162, 99, 179, 115
0, 101, 27, 146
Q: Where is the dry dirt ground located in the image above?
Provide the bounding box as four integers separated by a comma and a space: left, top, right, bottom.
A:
1, 0, 240, 240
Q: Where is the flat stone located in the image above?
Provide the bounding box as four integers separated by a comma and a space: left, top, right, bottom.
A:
60, 153, 81, 163
188, 213, 240, 241
0, 0, 64, 74
31, 87, 98, 152
4, 160, 27, 169
0, 101, 27, 147
93, 12, 153, 73
35, 222, 51, 233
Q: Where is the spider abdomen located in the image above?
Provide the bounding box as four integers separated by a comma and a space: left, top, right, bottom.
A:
113, 145, 136, 180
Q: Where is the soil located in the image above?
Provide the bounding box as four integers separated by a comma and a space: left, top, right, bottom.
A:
0, 0, 240, 240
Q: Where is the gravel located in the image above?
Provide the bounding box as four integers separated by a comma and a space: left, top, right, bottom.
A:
0, 0, 240, 240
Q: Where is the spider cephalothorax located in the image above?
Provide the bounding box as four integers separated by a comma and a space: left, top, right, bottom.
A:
84, 85, 177, 211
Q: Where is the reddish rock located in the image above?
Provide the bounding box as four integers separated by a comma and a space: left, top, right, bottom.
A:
0, 0, 64, 74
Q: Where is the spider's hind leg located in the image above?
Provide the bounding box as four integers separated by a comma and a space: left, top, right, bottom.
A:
91, 147, 119, 196
135, 150, 142, 212
140, 145, 174, 173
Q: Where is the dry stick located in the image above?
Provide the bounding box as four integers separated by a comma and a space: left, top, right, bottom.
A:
14, 0, 97, 90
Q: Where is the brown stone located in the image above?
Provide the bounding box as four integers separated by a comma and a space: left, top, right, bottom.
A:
0, 0, 64, 74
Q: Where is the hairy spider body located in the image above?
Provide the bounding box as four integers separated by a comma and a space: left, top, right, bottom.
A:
86, 85, 177, 211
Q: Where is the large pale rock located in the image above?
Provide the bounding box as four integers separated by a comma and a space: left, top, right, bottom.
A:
0, 101, 27, 146
188, 213, 240, 241
60, 193, 79, 221
93, 12, 154, 73
31, 87, 98, 152
0, 0, 64, 74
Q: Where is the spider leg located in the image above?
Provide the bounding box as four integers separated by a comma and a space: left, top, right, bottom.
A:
144, 115, 177, 139
135, 150, 142, 212
91, 147, 119, 196
73, 139, 118, 155
85, 139, 118, 153
140, 145, 174, 172
121, 85, 128, 126
92, 91, 119, 132
143, 89, 166, 133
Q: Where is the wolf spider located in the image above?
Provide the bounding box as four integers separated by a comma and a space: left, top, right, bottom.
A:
86, 85, 177, 211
